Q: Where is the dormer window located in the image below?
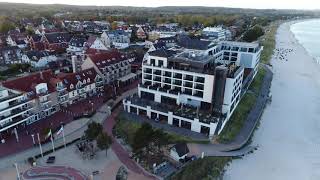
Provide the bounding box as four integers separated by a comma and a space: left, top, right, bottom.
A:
83, 79, 86, 84
70, 84, 74, 89
87, 78, 90, 83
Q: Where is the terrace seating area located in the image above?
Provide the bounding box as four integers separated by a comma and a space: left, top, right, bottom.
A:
126, 95, 219, 124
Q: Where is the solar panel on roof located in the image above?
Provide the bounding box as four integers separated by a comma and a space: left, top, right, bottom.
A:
76, 75, 81, 80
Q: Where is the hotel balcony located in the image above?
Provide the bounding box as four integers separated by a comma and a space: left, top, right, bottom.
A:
0, 112, 33, 132
195, 77, 205, 83
184, 82, 193, 88
154, 70, 162, 76
174, 73, 182, 79
56, 85, 67, 91
144, 69, 152, 74
164, 72, 172, 77
0, 99, 30, 114
58, 90, 68, 97
0, 105, 32, 122
164, 78, 171, 84
183, 89, 193, 96
153, 77, 161, 82
184, 75, 194, 82
194, 84, 204, 90
173, 80, 182, 86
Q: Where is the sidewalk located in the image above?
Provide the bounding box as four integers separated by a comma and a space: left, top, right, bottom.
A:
188, 65, 273, 157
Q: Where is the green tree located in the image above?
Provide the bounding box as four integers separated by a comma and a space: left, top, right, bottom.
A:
26, 27, 34, 36
152, 129, 169, 152
85, 122, 103, 141
111, 21, 118, 30
132, 123, 154, 153
96, 132, 112, 155
242, 25, 265, 42
0, 21, 15, 33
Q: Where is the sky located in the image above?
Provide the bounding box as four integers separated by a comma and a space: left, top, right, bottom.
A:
0, 0, 319, 10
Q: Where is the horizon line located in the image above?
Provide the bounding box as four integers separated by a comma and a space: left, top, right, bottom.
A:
0, 1, 319, 11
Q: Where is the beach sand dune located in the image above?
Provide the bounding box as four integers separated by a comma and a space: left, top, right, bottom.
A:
224, 21, 320, 180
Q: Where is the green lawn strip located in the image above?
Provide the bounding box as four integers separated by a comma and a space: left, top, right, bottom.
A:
260, 22, 280, 64
250, 66, 266, 94
217, 93, 256, 143
113, 115, 210, 146
170, 157, 232, 180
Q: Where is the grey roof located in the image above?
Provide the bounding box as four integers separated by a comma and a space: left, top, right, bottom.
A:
45, 32, 72, 44
148, 49, 176, 58
25, 50, 50, 60
108, 30, 129, 37
172, 143, 189, 157
177, 35, 212, 50
69, 37, 87, 47
31, 34, 42, 42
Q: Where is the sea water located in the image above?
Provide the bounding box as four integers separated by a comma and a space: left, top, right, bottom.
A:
291, 19, 320, 61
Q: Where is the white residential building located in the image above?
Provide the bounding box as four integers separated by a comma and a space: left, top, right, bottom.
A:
67, 37, 87, 56
202, 26, 229, 41
0, 87, 33, 133
22, 50, 57, 68
100, 30, 130, 49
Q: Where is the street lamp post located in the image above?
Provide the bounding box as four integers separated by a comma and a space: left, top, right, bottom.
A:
37, 133, 43, 157
14, 163, 20, 180
31, 134, 35, 145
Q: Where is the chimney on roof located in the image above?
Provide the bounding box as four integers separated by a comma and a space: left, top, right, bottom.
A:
71, 55, 77, 73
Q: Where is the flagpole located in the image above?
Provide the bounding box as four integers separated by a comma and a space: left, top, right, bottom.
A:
62, 125, 66, 148
14, 163, 21, 180
50, 129, 55, 152
37, 133, 43, 158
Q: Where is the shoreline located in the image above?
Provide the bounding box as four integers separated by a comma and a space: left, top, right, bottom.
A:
289, 19, 320, 64
224, 19, 320, 180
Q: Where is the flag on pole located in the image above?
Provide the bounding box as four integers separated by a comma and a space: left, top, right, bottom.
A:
56, 126, 64, 136
45, 129, 52, 139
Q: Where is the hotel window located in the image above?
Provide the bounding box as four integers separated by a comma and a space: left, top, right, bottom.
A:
240, 47, 248, 52
158, 60, 163, 67
151, 59, 155, 66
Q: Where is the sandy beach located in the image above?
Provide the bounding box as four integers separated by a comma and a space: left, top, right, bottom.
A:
224, 21, 320, 180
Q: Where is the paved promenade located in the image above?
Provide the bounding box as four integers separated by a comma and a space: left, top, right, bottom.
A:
188, 65, 273, 157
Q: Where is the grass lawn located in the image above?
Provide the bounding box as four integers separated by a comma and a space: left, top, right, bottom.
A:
260, 22, 280, 64
113, 115, 210, 147
217, 93, 256, 143
170, 157, 232, 180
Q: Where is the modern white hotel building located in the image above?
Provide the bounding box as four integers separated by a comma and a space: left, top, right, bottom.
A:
123, 40, 263, 138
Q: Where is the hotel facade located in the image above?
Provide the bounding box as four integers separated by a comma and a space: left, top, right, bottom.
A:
123, 40, 262, 137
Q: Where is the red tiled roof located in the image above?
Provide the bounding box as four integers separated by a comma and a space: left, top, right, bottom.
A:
88, 50, 130, 70
2, 70, 57, 95
85, 48, 110, 55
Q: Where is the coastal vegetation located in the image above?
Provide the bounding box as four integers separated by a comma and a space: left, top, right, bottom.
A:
260, 21, 281, 64
171, 157, 232, 180
218, 67, 266, 143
